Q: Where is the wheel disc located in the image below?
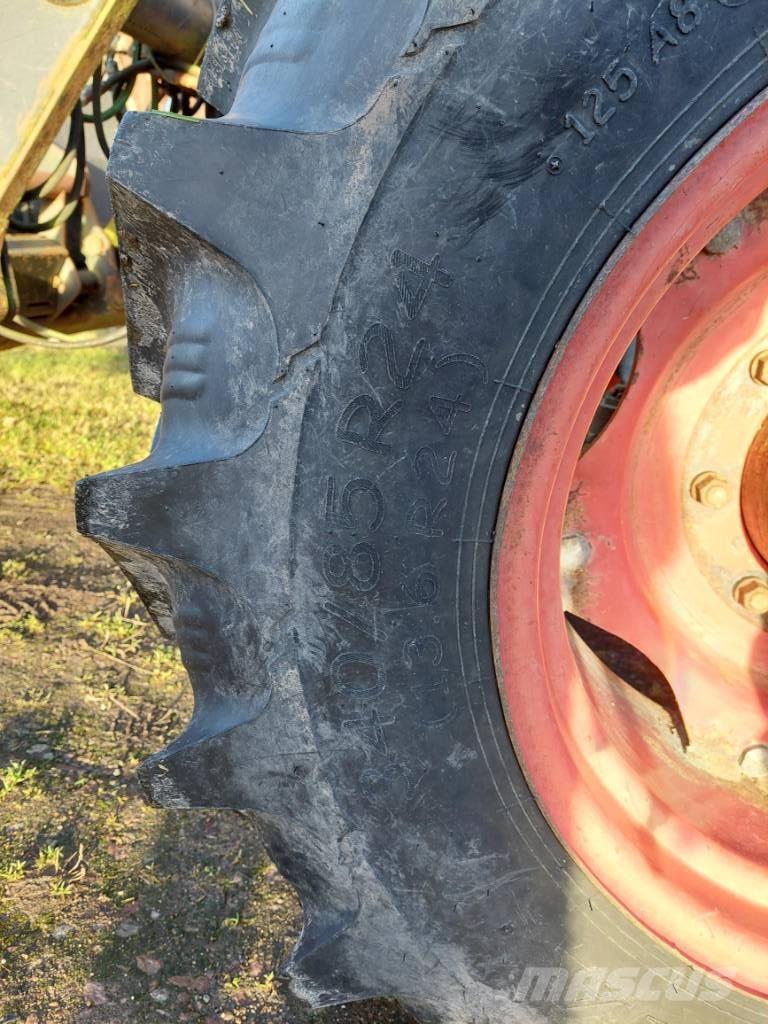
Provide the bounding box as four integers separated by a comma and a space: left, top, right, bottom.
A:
493, 97, 768, 996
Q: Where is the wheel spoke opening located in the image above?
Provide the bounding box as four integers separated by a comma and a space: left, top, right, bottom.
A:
565, 612, 690, 750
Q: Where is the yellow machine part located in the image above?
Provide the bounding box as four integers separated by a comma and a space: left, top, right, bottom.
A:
0, 0, 138, 249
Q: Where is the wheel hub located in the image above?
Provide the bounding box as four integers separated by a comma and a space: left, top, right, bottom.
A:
742, 414, 768, 570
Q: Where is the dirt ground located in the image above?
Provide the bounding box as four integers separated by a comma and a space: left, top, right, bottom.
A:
0, 349, 415, 1024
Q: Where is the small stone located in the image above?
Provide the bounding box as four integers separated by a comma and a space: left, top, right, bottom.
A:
149, 909, 161, 920
136, 954, 162, 975
83, 980, 108, 1006
168, 975, 211, 994
26, 743, 49, 756
52, 923, 75, 940
149, 988, 170, 1004
115, 921, 139, 938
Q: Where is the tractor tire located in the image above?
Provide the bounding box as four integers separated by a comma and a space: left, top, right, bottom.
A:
77, 2, 768, 1022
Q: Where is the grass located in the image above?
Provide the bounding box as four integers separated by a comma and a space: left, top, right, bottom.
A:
49, 877, 73, 897
0, 613, 45, 641
80, 607, 149, 656
0, 760, 39, 797
35, 843, 63, 873
1, 558, 30, 581
0, 860, 25, 883
0, 345, 157, 493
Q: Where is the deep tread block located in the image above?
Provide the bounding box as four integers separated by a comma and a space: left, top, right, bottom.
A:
110, 46, 454, 402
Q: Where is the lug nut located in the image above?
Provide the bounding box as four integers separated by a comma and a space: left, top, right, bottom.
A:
689, 471, 731, 509
560, 534, 591, 574
750, 351, 768, 386
733, 576, 768, 615
740, 745, 768, 780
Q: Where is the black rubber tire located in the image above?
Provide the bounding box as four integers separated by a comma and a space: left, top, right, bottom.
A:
77, 2, 768, 1022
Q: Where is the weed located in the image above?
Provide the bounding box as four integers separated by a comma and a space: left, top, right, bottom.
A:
80, 610, 144, 655
1, 558, 29, 580
0, 860, 26, 882
36, 844, 63, 874
0, 760, 39, 797
50, 878, 73, 897
19, 687, 52, 706
148, 644, 182, 679
252, 970, 276, 996
0, 614, 44, 641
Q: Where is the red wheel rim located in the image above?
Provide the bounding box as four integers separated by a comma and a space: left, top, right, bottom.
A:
492, 96, 768, 996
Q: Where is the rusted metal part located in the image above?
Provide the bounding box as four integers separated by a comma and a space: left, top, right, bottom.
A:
742, 417, 768, 567
125, 0, 214, 64
0, 0, 138, 240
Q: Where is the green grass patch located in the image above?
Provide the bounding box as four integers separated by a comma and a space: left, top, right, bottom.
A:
0, 859, 26, 882
0, 759, 40, 797
0, 346, 157, 493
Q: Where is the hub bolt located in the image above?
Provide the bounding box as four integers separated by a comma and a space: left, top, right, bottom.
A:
740, 745, 768, 781
750, 351, 768, 386
689, 471, 731, 509
733, 576, 768, 615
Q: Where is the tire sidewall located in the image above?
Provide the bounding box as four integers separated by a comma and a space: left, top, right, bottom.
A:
291, 2, 768, 1020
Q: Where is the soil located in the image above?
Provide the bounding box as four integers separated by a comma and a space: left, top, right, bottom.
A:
0, 485, 415, 1024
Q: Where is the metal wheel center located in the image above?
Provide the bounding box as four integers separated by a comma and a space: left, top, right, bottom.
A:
742, 415, 768, 570
493, 100, 768, 997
